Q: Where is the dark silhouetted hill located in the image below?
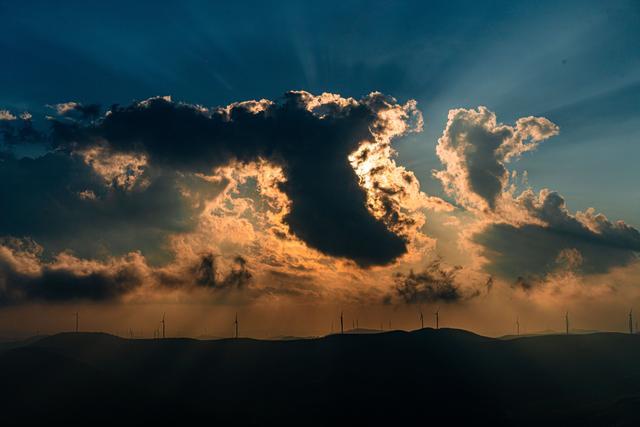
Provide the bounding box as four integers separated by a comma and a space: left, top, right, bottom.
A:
1, 329, 640, 425
0, 334, 47, 352
342, 327, 385, 334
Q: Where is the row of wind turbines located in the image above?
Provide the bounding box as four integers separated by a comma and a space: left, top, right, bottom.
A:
518, 308, 638, 337
333, 309, 440, 334
68, 308, 638, 339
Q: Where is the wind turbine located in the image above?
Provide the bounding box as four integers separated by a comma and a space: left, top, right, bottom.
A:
565, 311, 569, 335
161, 313, 166, 339
234, 313, 239, 338
420, 309, 424, 329
629, 309, 633, 334
516, 317, 520, 336
340, 311, 344, 334
434, 308, 439, 330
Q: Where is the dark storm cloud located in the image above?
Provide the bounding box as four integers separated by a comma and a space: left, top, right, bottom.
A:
0, 91, 420, 304
0, 264, 143, 304
521, 191, 640, 250
474, 190, 640, 281
0, 243, 144, 305
513, 276, 534, 291
0, 152, 216, 263
391, 260, 476, 304
52, 102, 102, 121
0, 114, 42, 145
50, 92, 410, 266
194, 254, 252, 289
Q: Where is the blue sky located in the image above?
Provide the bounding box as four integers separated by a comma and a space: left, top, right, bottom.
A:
2, 0, 637, 224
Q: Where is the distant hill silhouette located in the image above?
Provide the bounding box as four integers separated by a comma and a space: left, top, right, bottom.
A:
500, 328, 604, 340
195, 333, 225, 340
268, 335, 317, 341
1, 328, 640, 425
0, 334, 47, 352
341, 327, 385, 334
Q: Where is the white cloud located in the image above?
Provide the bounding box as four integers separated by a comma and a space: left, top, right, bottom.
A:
0, 110, 16, 121
434, 106, 558, 211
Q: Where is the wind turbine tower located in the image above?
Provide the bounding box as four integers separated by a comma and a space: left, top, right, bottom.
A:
161, 313, 166, 339
435, 309, 439, 330
75, 312, 79, 333
516, 317, 520, 336
565, 311, 569, 335
629, 309, 633, 334
234, 313, 239, 338
420, 310, 424, 329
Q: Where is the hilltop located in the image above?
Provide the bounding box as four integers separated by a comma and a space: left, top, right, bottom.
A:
1, 328, 640, 425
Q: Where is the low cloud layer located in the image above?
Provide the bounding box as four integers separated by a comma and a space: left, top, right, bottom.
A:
0, 238, 146, 304
475, 189, 640, 282
0, 237, 257, 305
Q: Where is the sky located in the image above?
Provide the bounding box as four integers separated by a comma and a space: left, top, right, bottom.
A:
0, 0, 639, 339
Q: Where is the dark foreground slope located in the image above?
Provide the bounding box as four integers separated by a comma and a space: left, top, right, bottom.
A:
1, 329, 640, 426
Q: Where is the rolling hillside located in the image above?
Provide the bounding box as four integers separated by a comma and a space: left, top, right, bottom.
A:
1, 329, 639, 425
